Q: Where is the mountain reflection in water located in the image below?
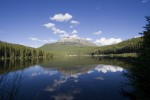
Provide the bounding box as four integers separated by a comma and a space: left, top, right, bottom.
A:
0, 57, 133, 100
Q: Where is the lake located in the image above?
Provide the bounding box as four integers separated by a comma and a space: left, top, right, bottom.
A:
0, 56, 133, 100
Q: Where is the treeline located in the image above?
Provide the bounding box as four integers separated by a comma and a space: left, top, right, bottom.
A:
0, 41, 53, 59
90, 37, 143, 55
120, 16, 150, 100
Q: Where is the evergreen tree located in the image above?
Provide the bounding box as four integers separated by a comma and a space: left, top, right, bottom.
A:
0, 41, 52, 59
139, 16, 150, 64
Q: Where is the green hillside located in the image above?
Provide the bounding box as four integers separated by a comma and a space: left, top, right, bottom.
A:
92, 37, 143, 55
40, 42, 97, 55
40, 37, 143, 56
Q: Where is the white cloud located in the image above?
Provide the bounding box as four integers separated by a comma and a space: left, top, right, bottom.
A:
142, 0, 149, 3
60, 33, 69, 38
68, 34, 79, 38
71, 30, 78, 34
50, 13, 73, 22
52, 27, 67, 34
60, 34, 79, 39
28, 37, 57, 43
95, 65, 123, 73
43, 23, 67, 34
86, 38, 93, 41
70, 20, 80, 25
94, 38, 122, 46
43, 24, 79, 38
93, 31, 102, 35
134, 35, 142, 38
42, 23, 55, 29
70, 26, 73, 28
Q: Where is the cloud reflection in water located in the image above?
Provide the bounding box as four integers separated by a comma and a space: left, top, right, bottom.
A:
95, 65, 123, 73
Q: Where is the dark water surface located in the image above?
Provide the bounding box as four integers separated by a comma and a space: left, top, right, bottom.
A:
0, 57, 133, 100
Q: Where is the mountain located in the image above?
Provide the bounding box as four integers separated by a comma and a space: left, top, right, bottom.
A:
40, 37, 143, 56
40, 37, 97, 55
58, 37, 97, 46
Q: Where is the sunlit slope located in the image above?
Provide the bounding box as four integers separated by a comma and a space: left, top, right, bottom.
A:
40, 37, 142, 56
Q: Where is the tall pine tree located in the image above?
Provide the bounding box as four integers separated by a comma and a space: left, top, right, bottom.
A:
140, 16, 150, 65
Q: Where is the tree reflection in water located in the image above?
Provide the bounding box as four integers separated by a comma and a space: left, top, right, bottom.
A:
0, 56, 149, 100
120, 59, 150, 100
0, 71, 23, 100
93, 56, 150, 100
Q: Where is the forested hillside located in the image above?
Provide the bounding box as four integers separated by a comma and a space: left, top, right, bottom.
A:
0, 37, 142, 58
91, 37, 142, 56
0, 41, 52, 59
40, 37, 142, 56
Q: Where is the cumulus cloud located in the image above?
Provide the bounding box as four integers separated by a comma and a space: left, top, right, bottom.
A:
68, 34, 79, 38
70, 20, 80, 25
52, 27, 67, 34
94, 38, 122, 46
60, 34, 79, 39
43, 23, 55, 29
71, 30, 78, 34
60, 33, 69, 38
43, 23, 67, 34
93, 31, 102, 35
86, 38, 93, 41
43, 23, 79, 38
28, 37, 57, 43
43, 13, 81, 39
50, 13, 73, 22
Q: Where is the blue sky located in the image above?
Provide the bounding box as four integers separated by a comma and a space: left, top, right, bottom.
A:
0, 0, 150, 47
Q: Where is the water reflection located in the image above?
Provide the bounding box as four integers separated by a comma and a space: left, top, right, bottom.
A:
95, 65, 123, 73
30, 66, 58, 77
52, 88, 81, 100
120, 59, 150, 100
0, 71, 23, 100
43, 64, 123, 94
0, 57, 132, 100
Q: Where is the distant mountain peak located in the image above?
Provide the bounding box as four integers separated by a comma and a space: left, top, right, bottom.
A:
58, 37, 97, 46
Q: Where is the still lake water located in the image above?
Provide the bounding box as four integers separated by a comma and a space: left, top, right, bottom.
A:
0, 56, 132, 100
